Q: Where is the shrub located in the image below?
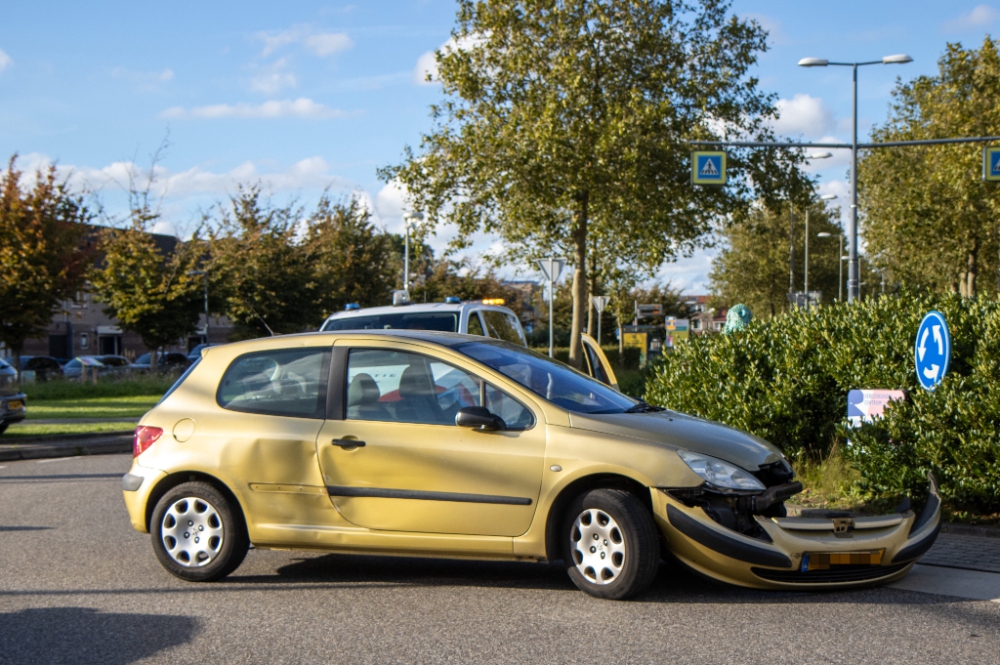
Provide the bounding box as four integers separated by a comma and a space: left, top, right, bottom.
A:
644, 292, 1000, 516
23, 373, 179, 401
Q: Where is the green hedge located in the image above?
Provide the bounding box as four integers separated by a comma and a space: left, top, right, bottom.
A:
644, 292, 1000, 516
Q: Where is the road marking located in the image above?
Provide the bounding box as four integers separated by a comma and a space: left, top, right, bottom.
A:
890, 563, 1000, 602
36, 457, 79, 464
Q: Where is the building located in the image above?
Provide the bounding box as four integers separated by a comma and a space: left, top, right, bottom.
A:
3, 227, 233, 361
683, 295, 728, 335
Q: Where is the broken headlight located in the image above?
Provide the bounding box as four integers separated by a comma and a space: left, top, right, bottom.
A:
677, 450, 765, 491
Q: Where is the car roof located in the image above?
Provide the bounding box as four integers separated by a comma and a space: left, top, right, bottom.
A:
323, 302, 516, 322
226, 328, 518, 351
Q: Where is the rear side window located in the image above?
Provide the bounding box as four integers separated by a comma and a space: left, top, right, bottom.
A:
217, 348, 330, 419
482, 310, 525, 346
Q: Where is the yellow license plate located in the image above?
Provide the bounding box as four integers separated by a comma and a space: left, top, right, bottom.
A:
6, 400, 23, 410
803, 549, 884, 571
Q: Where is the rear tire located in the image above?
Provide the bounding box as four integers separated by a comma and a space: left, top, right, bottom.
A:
150, 481, 249, 582
562, 488, 660, 600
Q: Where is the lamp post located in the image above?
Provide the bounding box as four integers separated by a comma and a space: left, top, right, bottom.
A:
185, 270, 209, 344
790, 153, 834, 301
536, 257, 565, 358
804, 194, 838, 310
402, 212, 424, 300
799, 54, 912, 303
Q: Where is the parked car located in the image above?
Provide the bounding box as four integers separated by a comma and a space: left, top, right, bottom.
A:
62, 356, 107, 379
97, 355, 134, 375
0, 358, 26, 435
121, 329, 940, 599
18, 355, 64, 381
187, 344, 221, 363
321, 298, 528, 347
133, 352, 191, 373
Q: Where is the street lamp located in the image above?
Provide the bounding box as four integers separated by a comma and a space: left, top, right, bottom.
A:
799, 53, 912, 303
804, 194, 838, 309
186, 270, 209, 345
790, 152, 834, 299
402, 212, 424, 301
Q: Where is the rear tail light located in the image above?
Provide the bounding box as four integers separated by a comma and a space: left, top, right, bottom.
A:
133, 426, 163, 457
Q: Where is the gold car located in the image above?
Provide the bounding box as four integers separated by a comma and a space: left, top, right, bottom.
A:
122, 330, 940, 599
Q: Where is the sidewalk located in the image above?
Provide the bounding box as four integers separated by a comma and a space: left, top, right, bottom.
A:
0, 431, 132, 461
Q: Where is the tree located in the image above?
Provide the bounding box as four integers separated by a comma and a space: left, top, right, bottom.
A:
0, 156, 92, 377
709, 201, 843, 317
859, 37, 1000, 297
381, 0, 804, 368
304, 195, 397, 317
89, 172, 206, 371
208, 187, 318, 338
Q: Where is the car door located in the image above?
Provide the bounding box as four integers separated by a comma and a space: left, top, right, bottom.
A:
315, 339, 545, 537
580, 333, 619, 391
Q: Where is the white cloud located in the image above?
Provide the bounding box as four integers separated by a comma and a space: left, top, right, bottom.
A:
304, 32, 353, 57
413, 35, 484, 85
772, 94, 835, 138
256, 26, 353, 58
161, 98, 345, 120
249, 57, 297, 94
150, 219, 179, 237
653, 248, 718, 296
944, 4, 1000, 32
0, 48, 12, 73
373, 180, 408, 227
6, 152, 353, 203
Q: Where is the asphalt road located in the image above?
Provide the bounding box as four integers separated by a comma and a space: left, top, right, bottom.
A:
1, 454, 998, 665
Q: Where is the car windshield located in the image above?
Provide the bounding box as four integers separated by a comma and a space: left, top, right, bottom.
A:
101, 357, 129, 366
135, 353, 151, 364
454, 340, 639, 414
323, 312, 458, 333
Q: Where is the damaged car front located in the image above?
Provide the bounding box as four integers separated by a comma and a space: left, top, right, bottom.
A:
573, 409, 941, 589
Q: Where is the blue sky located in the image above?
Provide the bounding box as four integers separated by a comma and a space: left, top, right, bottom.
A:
1, 1, 998, 293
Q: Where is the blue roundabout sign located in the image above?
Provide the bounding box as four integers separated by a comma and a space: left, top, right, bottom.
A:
914, 311, 951, 391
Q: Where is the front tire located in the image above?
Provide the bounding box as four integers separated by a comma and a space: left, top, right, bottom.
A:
150, 481, 249, 582
562, 488, 660, 600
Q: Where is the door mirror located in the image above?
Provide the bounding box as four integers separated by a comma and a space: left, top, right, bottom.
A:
456, 406, 507, 431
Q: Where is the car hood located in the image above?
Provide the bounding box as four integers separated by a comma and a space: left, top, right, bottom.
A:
568, 410, 784, 471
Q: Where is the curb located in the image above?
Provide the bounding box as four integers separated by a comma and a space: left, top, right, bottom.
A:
0, 433, 132, 462
1, 430, 134, 444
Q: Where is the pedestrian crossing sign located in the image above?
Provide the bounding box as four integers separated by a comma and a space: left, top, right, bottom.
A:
692, 151, 727, 185
983, 146, 1000, 182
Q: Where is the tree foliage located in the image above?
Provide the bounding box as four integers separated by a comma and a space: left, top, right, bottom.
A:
304, 195, 397, 319
382, 0, 805, 367
0, 156, 92, 370
89, 194, 204, 369
859, 37, 1000, 296
709, 201, 843, 317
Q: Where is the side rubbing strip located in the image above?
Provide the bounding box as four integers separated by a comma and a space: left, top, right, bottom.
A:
667, 504, 792, 569
326, 486, 532, 506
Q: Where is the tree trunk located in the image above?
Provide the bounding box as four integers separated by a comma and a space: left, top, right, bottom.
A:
568, 194, 589, 369
966, 250, 977, 297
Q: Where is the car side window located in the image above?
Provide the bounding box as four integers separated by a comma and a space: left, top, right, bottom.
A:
482, 310, 522, 345
217, 347, 330, 419
346, 348, 533, 430
467, 312, 486, 337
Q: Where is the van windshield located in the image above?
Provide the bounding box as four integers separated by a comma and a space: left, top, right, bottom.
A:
322, 312, 459, 333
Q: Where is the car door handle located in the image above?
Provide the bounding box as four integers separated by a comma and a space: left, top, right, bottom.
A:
332, 438, 366, 448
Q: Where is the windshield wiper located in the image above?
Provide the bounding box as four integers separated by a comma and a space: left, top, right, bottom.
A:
624, 400, 665, 414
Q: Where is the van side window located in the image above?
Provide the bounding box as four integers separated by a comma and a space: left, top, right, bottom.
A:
467, 312, 486, 337
217, 348, 330, 419
482, 310, 522, 345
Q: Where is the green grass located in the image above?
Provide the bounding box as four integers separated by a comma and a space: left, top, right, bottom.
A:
24, 396, 158, 420
2, 421, 136, 438
22, 374, 177, 401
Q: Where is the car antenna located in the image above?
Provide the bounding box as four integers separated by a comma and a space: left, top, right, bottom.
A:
244, 301, 276, 336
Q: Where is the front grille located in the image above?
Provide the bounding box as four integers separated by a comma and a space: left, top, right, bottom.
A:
751, 562, 911, 584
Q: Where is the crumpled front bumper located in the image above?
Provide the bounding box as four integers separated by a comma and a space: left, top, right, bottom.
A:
652, 474, 941, 590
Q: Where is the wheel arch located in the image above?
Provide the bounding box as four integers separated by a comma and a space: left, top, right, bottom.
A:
145, 471, 247, 534
544, 473, 653, 561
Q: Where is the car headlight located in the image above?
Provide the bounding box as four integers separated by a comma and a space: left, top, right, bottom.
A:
677, 450, 766, 491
